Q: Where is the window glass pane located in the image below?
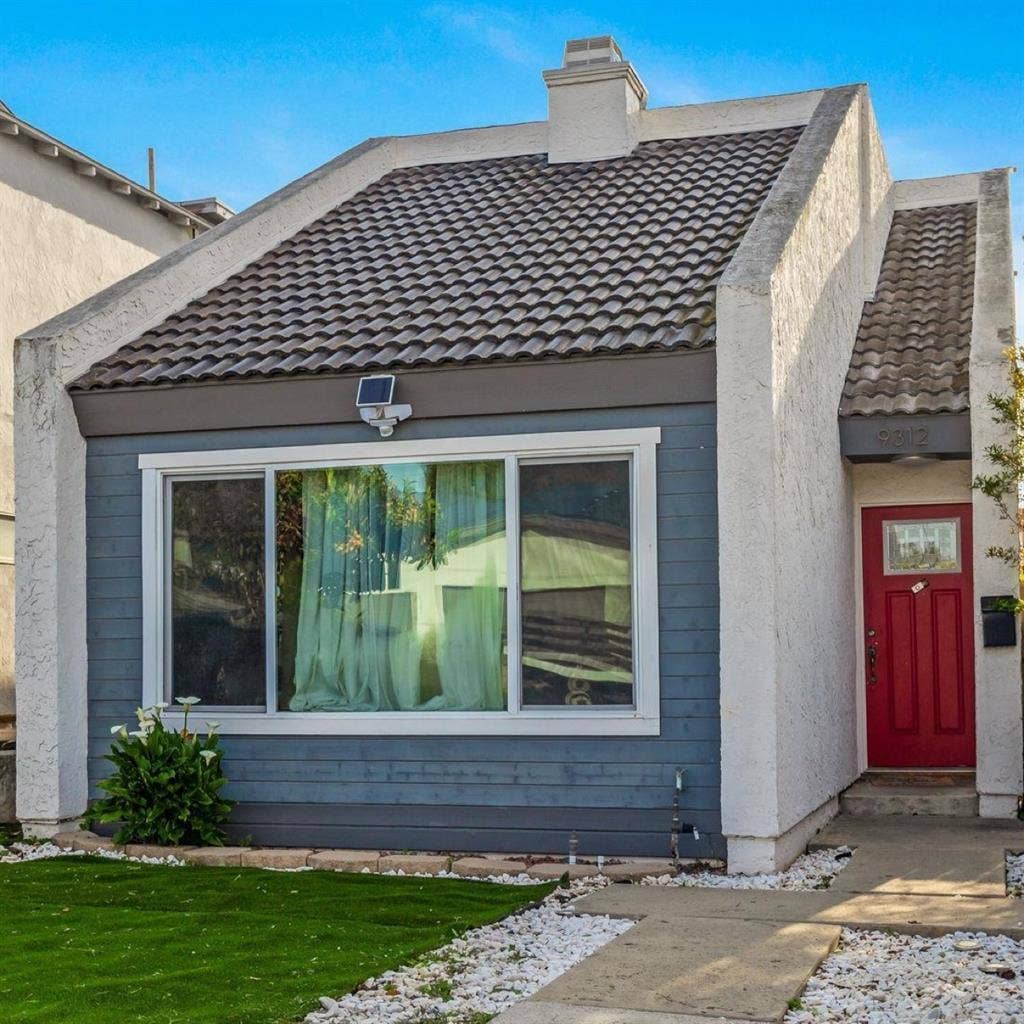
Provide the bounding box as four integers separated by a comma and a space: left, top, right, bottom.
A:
519, 460, 633, 707
170, 478, 265, 706
0, 516, 13, 564
276, 461, 507, 712
884, 518, 960, 573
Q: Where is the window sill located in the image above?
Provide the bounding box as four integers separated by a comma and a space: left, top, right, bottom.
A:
164, 710, 661, 737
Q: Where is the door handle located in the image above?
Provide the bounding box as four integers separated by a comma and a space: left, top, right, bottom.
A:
866, 634, 877, 686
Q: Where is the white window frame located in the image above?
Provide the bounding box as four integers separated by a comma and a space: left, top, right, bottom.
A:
140, 428, 661, 736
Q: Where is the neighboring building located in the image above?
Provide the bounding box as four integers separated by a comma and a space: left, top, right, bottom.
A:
0, 99, 230, 818
13, 38, 1019, 870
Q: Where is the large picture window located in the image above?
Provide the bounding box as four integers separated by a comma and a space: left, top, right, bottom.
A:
142, 429, 660, 735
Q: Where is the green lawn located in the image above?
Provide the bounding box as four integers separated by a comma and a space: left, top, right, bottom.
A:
0, 857, 553, 1024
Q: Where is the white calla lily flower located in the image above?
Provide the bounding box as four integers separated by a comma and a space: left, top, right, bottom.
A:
199, 749, 217, 762
110, 724, 126, 735
175, 696, 201, 707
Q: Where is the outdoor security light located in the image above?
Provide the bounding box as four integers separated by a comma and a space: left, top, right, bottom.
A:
356, 374, 412, 438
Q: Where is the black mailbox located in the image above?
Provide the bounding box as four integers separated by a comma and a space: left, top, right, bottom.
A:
981, 596, 1018, 648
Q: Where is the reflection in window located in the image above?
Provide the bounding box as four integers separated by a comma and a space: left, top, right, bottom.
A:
276, 461, 507, 712
0, 516, 13, 565
519, 460, 633, 706
170, 478, 265, 706
884, 519, 960, 574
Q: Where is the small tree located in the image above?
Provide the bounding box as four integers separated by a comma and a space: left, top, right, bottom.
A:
972, 346, 1024, 613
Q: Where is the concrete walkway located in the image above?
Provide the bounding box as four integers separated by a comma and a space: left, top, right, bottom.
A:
494, 815, 1024, 1024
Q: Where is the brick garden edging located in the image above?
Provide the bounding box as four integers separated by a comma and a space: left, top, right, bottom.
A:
54, 830, 684, 881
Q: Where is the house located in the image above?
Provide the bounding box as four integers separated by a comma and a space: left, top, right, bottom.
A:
0, 99, 231, 820
13, 38, 1018, 872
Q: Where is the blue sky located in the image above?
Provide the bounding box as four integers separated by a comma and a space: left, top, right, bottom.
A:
2, 1, 1022, 294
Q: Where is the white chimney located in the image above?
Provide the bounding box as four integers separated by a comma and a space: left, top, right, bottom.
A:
542, 36, 648, 164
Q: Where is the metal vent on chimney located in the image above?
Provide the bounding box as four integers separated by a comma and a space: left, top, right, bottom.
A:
563, 35, 624, 68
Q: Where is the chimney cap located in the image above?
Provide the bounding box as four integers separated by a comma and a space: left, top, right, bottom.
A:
543, 34, 648, 111
562, 35, 624, 68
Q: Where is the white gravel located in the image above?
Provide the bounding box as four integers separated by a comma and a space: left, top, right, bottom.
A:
306, 879, 631, 1024
2, 840, 860, 1024
0, 840, 185, 866
642, 846, 853, 891
1006, 852, 1024, 896
785, 928, 1024, 1024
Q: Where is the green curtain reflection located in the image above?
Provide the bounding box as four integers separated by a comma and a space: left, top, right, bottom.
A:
286, 461, 506, 711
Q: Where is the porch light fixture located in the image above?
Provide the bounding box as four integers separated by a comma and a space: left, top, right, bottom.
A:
356, 374, 412, 438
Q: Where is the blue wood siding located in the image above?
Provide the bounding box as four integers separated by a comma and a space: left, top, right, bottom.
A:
86, 405, 721, 857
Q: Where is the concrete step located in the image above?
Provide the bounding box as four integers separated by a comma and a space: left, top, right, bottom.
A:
863, 770, 975, 788
840, 779, 978, 817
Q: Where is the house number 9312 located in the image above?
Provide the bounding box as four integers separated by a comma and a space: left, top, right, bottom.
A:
877, 426, 929, 449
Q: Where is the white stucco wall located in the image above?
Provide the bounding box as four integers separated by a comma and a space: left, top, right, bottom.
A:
717, 85, 894, 872
0, 139, 190, 751
970, 170, 1022, 816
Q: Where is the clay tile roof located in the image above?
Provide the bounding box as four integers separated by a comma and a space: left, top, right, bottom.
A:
71, 127, 804, 391
839, 202, 976, 418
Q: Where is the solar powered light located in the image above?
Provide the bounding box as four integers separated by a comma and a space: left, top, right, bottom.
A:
356, 374, 412, 438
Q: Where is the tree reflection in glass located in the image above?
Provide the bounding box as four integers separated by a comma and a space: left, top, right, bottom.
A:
276, 461, 507, 712
170, 477, 265, 706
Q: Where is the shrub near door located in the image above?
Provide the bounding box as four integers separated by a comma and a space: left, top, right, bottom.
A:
84, 698, 233, 846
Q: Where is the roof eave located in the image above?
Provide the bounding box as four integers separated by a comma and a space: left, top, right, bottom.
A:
0, 107, 212, 230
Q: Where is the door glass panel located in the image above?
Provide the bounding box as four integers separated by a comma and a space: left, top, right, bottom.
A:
0, 516, 13, 564
519, 459, 634, 707
883, 518, 960, 574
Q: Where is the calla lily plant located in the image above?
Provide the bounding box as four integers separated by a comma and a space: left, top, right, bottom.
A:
85, 698, 233, 847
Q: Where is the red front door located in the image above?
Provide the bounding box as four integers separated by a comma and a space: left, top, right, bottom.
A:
862, 503, 975, 768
